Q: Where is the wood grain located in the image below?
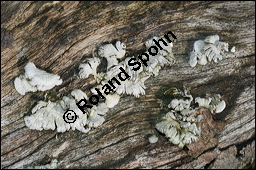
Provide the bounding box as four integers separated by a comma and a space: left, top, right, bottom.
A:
1, 1, 255, 169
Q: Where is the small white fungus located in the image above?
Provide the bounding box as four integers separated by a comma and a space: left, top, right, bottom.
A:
14, 74, 37, 95
25, 62, 63, 91
155, 87, 226, 148
148, 134, 159, 143
105, 93, 121, 108
189, 35, 230, 67
231, 46, 236, 53
78, 57, 101, 80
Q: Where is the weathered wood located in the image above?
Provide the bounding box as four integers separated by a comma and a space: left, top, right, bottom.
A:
1, 1, 255, 169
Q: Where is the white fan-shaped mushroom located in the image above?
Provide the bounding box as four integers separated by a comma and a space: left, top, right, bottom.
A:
103, 60, 150, 98
155, 87, 206, 148
168, 99, 191, 111
116, 74, 149, 98
215, 100, 226, 113
79, 63, 93, 79
149, 134, 159, 143
124, 57, 143, 81
196, 115, 204, 122
209, 94, 226, 113
195, 97, 212, 108
166, 111, 177, 120
105, 93, 120, 108
189, 40, 206, 67
71, 89, 88, 101
51, 103, 71, 132
180, 121, 191, 128
114, 41, 126, 59
144, 57, 161, 76
180, 109, 195, 116
217, 41, 229, 53
98, 41, 126, 69
31, 101, 48, 113
88, 57, 101, 72
87, 110, 105, 128
143, 54, 170, 76
61, 96, 89, 133
197, 53, 208, 65
155, 110, 201, 148
145, 36, 174, 59
145, 36, 159, 49
204, 35, 219, 44
24, 100, 71, 132
14, 74, 37, 95
105, 57, 119, 70
93, 102, 109, 115
78, 57, 101, 79
189, 51, 198, 67
24, 62, 63, 91
166, 127, 178, 139
204, 44, 222, 62
193, 40, 205, 52
189, 35, 230, 67
155, 120, 173, 134
231, 46, 236, 53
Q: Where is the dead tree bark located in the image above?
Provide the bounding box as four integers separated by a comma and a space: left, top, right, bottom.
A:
1, 1, 255, 169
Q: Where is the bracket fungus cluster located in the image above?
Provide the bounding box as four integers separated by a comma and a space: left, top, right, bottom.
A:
98, 41, 126, 69
14, 62, 63, 95
189, 35, 231, 67
18, 34, 176, 133
24, 89, 109, 133
145, 36, 175, 64
155, 86, 226, 148
78, 57, 101, 79
195, 94, 226, 114
80, 37, 175, 98
15, 32, 229, 140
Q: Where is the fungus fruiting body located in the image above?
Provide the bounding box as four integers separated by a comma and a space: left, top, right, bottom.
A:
231, 46, 236, 53
155, 86, 226, 148
23, 36, 176, 133
149, 134, 159, 143
98, 41, 126, 69
24, 87, 111, 133
24, 62, 63, 91
96, 38, 175, 98
189, 35, 231, 67
105, 93, 120, 108
14, 75, 37, 95
14, 62, 63, 95
78, 57, 102, 82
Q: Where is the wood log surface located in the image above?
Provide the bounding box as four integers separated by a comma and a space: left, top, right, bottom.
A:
1, 1, 255, 169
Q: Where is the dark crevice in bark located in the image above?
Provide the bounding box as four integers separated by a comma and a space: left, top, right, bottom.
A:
235, 137, 255, 158
204, 158, 216, 169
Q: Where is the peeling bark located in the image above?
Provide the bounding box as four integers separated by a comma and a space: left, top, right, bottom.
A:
1, 1, 255, 169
